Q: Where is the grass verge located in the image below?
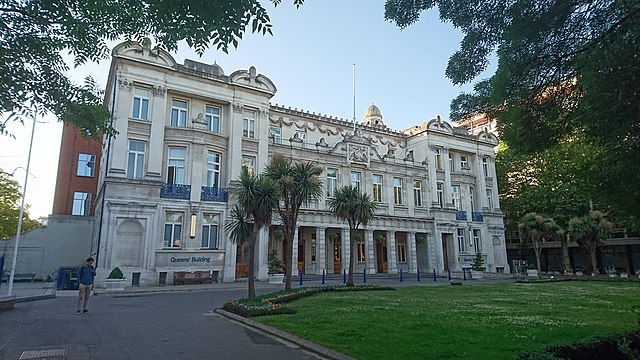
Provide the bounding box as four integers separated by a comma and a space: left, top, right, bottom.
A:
255, 282, 640, 359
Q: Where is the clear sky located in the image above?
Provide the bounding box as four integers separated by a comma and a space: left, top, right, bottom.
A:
0, 0, 494, 219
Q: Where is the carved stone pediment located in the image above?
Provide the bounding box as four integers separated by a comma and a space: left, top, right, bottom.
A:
348, 143, 370, 166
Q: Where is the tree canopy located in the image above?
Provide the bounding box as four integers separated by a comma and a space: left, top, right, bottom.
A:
1, 0, 304, 138
385, 0, 640, 227
0, 170, 41, 239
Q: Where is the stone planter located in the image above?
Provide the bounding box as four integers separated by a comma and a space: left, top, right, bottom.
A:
526, 269, 539, 277
608, 273, 617, 278
575, 271, 583, 276
620, 273, 628, 279
105, 279, 127, 292
268, 274, 284, 284
471, 270, 483, 279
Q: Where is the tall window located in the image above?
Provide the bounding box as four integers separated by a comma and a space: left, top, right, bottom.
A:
242, 155, 255, 175
72, 192, 91, 216
351, 171, 361, 192
243, 111, 255, 138
372, 175, 383, 202
77, 153, 95, 177
469, 186, 475, 211
393, 177, 403, 205
206, 151, 221, 188
127, 141, 145, 179
413, 180, 423, 207
132, 88, 150, 120
451, 185, 461, 210
482, 157, 489, 177
397, 238, 406, 263
449, 152, 454, 172
435, 148, 443, 170
205, 105, 221, 133
167, 147, 186, 184
460, 155, 469, 169
163, 212, 183, 248
269, 127, 281, 144
357, 236, 365, 262
486, 189, 493, 210
473, 229, 482, 251
457, 228, 466, 253
201, 213, 218, 249
436, 182, 444, 207
327, 168, 338, 197
171, 99, 188, 127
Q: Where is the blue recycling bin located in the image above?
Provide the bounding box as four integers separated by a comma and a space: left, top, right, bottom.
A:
57, 267, 79, 290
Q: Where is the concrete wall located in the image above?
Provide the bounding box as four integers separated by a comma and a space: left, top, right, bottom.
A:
1, 215, 94, 280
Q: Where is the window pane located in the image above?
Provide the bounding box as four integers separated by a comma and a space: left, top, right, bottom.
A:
202, 225, 209, 248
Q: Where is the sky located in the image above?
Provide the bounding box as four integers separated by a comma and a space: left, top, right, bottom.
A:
0, 0, 495, 219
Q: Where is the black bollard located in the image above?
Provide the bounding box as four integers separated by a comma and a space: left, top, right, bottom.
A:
448, 268, 451, 282
433, 268, 437, 282
400, 268, 403, 282
463, 268, 466, 281
363, 268, 367, 283
417, 268, 420, 282
322, 269, 325, 285
299, 270, 303, 285
343, 269, 346, 284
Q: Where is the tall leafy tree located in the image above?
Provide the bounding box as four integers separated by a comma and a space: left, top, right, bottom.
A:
385, 0, 640, 227
264, 154, 323, 291
518, 213, 561, 274
226, 167, 278, 300
0, 170, 41, 239
1, 0, 304, 138
327, 186, 376, 287
567, 211, 613, 275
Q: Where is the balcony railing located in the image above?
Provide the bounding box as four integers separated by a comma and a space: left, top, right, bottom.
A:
160, 183, 191, 200
201, 187, 228, 202
456, 211, 467, 221
472, 212, 484, 222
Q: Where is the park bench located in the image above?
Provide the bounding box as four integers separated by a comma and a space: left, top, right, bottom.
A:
1, 272, 36, 282
173, 271, 214, 285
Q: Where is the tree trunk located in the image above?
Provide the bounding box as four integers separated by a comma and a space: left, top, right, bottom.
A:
248, 229, 258, 301
561, 234, 570, 275
590, 247, 598, 276
284, 227, 293, 291
534, 243, 542, 275
347, 229, 356, 287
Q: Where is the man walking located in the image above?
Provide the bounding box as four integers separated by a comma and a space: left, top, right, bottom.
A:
77, 257, 96, 314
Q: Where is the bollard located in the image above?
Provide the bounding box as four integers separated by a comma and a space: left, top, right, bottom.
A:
299, 270, 303, 286
322, 269, 325, 285
448, 268, 451, 282
463, 268, 467, 281
400, 268, 403, 282
363, 268, 367, 283
433, 268, 437, 282
417, 268, 420, 282
343, 269, 346, 284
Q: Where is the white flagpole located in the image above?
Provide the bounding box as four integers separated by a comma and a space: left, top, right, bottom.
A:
352, 63, 356, 132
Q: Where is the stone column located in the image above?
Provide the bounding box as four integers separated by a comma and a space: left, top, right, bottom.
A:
443, 148, 452, 207
291, 227, 299, 276
365, 229, 376, 274
316, 227, 326, 275
476, 154, 488, 210
223, 234, 237, 282
146, 85, 167, 180
408, 231, 418, 273
256, 227, 268, 280
341, 228, 350, 274
387, 231, 398, 274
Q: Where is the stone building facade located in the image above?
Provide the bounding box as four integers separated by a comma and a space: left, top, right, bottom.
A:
93, 42, 509, 286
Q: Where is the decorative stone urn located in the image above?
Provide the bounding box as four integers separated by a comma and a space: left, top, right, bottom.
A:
526, 269, 539, 278
268, 274, 285, 284
105, 279, 127, 292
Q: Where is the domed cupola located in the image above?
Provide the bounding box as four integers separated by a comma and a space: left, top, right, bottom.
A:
363, 103, 386, 129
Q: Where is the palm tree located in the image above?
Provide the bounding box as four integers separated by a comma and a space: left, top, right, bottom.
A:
568, 211, 613, 275
519, 213, 561, 274
327, 186, 376, 287
225, 167, 279, 300
265, 154, 323, 291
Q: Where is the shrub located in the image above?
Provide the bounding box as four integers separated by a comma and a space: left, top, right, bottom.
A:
107, 267, 125, 279
267, 249, 285, 275
471, 251, 485, 271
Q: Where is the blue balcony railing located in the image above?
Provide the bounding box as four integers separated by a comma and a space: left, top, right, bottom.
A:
472, 211, 484, 222
201, 187, 228, 202
456, 211, 467, 221
160, 183, 191, 200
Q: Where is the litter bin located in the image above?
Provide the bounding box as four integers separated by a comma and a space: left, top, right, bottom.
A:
56, 267, 79, 290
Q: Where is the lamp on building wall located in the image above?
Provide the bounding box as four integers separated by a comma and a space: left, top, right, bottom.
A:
189, 214, 197, 239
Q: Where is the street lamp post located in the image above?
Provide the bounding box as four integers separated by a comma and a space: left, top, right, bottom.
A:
6, 110, 37, 297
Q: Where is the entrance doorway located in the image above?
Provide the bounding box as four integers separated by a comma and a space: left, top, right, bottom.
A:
236, 240, 250, 278
333, 242, 341, 274
297, 243, 305, 274
376, 243, 388, 273
442, 233, 453, 271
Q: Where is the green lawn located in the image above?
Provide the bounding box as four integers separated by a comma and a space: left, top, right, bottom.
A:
256, 282, 640, 359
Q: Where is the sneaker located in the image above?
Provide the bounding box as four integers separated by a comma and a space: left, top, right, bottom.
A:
76, 310, 81, 315
83, 310, 88, 314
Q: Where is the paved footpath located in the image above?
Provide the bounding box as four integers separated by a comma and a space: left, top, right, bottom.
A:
0, 276, 515, 360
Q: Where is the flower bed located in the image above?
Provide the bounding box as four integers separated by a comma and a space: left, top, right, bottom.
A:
221, 285, 393, 318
